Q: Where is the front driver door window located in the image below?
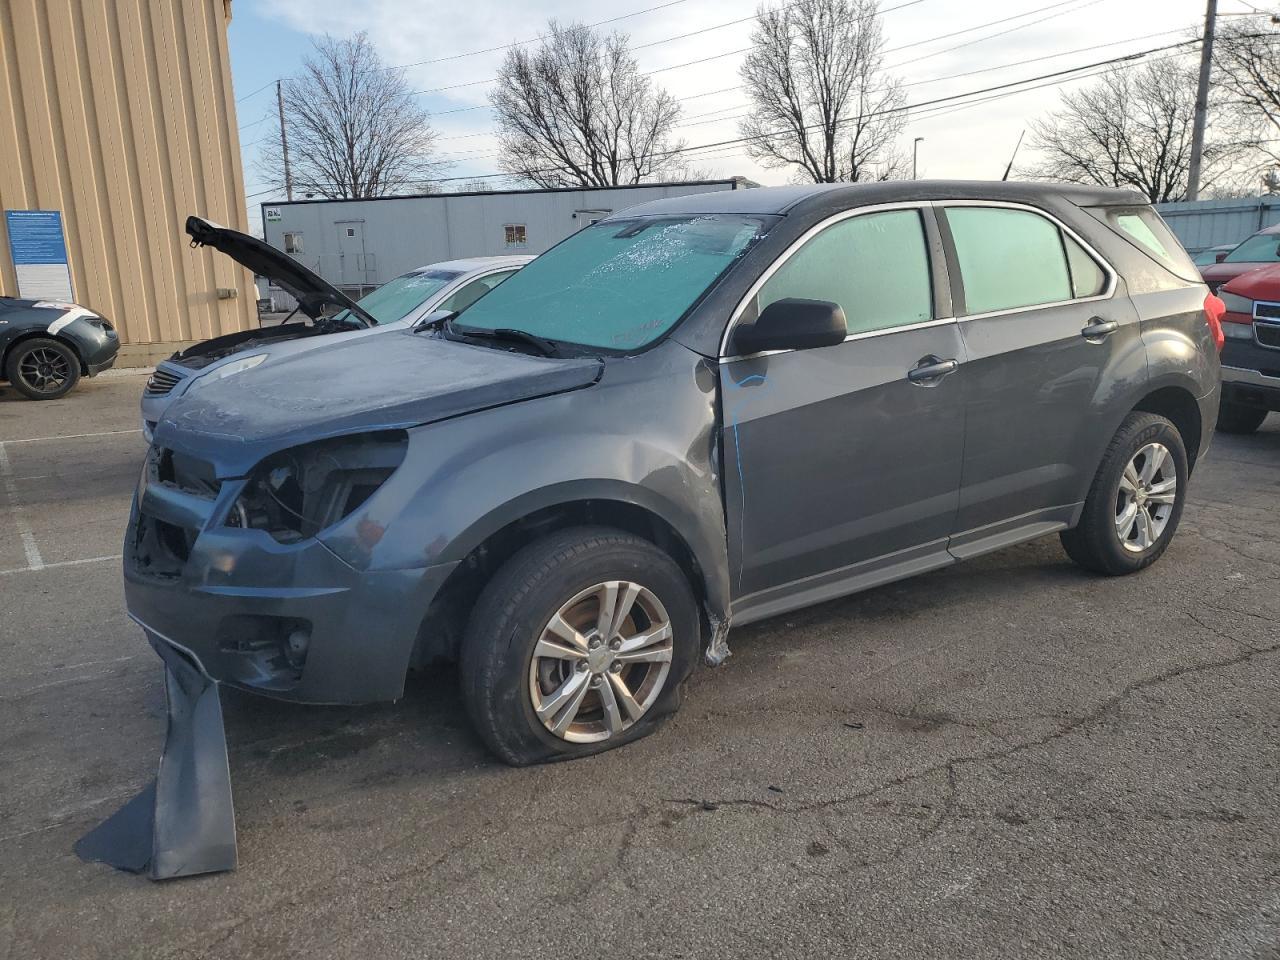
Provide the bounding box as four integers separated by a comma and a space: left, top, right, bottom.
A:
721, 208, 968, 613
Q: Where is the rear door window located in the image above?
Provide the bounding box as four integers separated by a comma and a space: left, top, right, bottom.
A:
754, 209, 933, 336
944, 207, 1072, 314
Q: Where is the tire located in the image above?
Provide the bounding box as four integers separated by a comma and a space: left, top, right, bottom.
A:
460, 526, 699, 766
1060, 412, 1188, 576
1216, 400, 1268, 435
5, 337, 81, 400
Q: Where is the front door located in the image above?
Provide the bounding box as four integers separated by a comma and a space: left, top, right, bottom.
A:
722, 207, 967, 621
937, 203, 1144, 554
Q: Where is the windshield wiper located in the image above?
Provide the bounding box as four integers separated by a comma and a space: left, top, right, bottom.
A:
445, 321, 561, 357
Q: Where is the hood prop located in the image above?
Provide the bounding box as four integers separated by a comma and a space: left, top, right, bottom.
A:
75, 634, 237, 880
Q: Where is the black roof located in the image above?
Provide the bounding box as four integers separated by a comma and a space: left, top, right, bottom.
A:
615, 180, 1148, 218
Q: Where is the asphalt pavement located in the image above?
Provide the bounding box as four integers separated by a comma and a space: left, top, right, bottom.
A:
2, 373, 1279, 960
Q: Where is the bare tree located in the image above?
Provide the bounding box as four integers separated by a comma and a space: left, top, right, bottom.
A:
490, 21, 685, 187
258, 33, 445, 199
1212, 13, 1280, 173
739, 0, 907, 183
1027, 58, 1243, 203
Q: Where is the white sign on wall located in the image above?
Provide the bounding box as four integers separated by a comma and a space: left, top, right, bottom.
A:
5, 209, 74, 301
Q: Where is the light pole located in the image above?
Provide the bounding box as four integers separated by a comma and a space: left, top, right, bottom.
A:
912, 137, 924, 180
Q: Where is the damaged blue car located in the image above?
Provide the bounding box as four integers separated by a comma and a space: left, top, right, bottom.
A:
88, 182, 1221, 878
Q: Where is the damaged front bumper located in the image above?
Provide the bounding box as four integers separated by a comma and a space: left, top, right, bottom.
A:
122, 446, 456, 705
76, 632, 237, 879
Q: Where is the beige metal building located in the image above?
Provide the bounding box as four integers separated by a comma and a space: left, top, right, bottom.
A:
0, 0, 253, 364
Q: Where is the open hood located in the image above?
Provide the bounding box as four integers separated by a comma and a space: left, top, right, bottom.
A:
186, 216, 376, 328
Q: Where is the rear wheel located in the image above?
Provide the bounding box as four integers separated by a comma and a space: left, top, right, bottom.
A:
5, 337, 81, 400
1061, 412, 1188, 576
459, 526, 698, 766
1216, 400, 1268, 435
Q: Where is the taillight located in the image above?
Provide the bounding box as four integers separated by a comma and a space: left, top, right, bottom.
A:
1203, 293, 1226, 352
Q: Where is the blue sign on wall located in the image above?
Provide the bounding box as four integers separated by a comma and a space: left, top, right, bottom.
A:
5, 209, 74, 300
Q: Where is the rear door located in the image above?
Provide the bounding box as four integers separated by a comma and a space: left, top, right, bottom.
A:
721, 205, 967, 618
938, 202, 1143, 555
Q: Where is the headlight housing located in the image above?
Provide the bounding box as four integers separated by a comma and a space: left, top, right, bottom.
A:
207, 353, 268, 382
226, 431, 408, 543
1219, 291, 1254, 317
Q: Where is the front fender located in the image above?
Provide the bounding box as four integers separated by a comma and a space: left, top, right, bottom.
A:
319, 342, 732, 625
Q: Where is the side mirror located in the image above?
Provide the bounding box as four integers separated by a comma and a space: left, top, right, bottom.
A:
731, 298, 847, 356
1215, 251, 1229, 263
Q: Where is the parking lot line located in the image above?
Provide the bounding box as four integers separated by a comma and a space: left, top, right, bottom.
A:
0, 554, 120, 577
0, 442, 43, 570
3, 428, 142, 445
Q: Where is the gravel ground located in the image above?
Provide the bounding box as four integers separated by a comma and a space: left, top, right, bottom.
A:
2, 373, 1278, 960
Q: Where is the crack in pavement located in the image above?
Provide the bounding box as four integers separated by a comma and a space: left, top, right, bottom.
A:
662, 636, 1280, 823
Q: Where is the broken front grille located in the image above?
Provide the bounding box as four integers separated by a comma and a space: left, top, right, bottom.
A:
145, 367, 185, 396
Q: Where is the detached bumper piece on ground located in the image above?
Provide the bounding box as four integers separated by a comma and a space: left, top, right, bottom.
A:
75, 634, 237, 880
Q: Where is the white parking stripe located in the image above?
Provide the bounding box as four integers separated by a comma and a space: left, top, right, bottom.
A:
0, 442, 43, 570
3, 428, 142, 445
0, 554, 120, 576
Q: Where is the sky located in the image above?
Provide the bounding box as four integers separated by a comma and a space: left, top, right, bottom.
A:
228, 0, 1262, 232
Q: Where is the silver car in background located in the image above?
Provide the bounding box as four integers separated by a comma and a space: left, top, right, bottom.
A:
141, 219, 530, 438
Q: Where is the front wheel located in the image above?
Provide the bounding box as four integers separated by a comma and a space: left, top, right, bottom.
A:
1216, 400, 1268, 435
459, 527, 699, 766
5, 337, 81, 400
1060, 412, 1188, 576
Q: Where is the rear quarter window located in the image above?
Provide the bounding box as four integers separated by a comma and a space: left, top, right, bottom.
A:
1089, 206, 1201, 283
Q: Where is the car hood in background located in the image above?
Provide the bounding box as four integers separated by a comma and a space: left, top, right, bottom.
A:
1200, 260, 1272, 291
154, 332, 604, 477
1220, 262, 1280, 301
186, 216, 376, 327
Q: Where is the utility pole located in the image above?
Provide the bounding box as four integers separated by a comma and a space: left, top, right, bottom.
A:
1186, 0, 1217, 202
912, 137, 924, 179
276, 79, 293, 202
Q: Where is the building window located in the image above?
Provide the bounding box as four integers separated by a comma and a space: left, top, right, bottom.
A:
504, 224, 527, 248
346, 227, 356, 237
283, 232, 303, 254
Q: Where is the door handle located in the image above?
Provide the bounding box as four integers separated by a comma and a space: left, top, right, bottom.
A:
907, 356, 959, 384
1081, 318, 1118, 341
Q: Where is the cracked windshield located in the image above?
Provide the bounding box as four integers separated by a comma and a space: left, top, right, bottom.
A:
455, 214, 770, 350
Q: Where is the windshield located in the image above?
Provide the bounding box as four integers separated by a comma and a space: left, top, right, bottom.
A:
1192, 248, 1225, 266
1224, 232, 1280, 264
454, 215, 769, 351
332, 269, 462, 326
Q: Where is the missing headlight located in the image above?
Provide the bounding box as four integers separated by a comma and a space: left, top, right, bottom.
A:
227, 430, 407, 543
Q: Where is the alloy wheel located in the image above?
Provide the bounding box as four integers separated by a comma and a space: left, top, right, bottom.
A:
528, 580, 674, 744
1115, 442, 1177, 553
18, 347, 72, 395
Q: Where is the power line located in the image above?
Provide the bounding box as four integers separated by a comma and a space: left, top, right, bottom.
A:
237, 0, 699, 104
661, 0, 1111, 112
410, 0, 930, 96
669, 21, 1206, 133
395, 38, 1214, 186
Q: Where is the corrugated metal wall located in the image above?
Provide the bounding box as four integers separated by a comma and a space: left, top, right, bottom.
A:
1155, 197, 1280, 254
261, 181, 745, 294
0, 0, 253, 355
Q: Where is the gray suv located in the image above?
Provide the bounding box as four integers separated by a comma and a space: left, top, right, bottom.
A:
127, 181, 1222, 767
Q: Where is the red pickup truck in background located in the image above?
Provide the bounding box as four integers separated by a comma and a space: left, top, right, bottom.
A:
1217, 264, 1280, 434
